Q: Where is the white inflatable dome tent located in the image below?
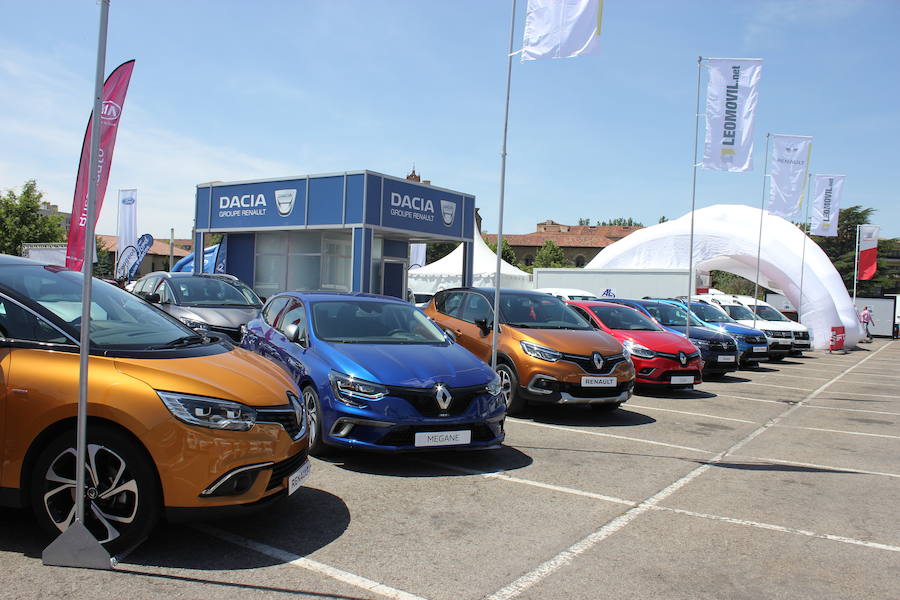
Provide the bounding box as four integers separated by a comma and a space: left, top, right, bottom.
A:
586, 204, 861, 349
408, 234, 531, 294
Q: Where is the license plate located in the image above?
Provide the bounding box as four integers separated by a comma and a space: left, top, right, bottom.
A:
752, 346, 767, 353
718, 354, 736, 363
581, 376, 617, 387
287, 460, 311, 495
414, 430, 472, 447
671, 375, 694, 384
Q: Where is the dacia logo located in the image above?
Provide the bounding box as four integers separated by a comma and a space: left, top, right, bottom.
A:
440, 200, 456, 226
274, 189, 296, 217
434, 383, 452, 411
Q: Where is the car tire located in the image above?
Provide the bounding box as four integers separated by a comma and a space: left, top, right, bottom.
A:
302, 385, 330, 457
590, 402, 622, 412
495, 362, 525, 415
30, 425, 160, 556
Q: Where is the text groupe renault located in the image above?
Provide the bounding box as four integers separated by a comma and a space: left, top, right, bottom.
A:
390, 192, 435, 222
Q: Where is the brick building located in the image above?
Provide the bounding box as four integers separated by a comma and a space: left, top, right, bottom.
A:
483, 220, 643, 267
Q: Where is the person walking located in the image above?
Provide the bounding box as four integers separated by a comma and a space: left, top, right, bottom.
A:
859, 306, 874, 342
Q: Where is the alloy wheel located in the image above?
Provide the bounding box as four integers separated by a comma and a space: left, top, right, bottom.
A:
497, 368, 513, 407
303, 387, 320, 447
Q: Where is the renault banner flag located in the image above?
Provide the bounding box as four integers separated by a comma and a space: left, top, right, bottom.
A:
768, 135, 812, 219
858, 225, 880, 281
810, 174, 845, 237
702, 58, 762, 172
115, 189, 137, 278
522, 0, 603, 61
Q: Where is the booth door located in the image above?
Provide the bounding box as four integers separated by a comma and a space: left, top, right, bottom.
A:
382, 260, 407, 300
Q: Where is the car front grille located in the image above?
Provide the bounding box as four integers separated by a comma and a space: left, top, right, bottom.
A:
542, 379, 634, 399
266, 448, 309, 491
793, 331, 810, 340
560, 352, 627, 374
741, 335, 767, 344
377, 422, 498, 447
257, 405, 304, 439
765, 330, 792, 339
386, 383, 486, 417
710, 340, 737, 352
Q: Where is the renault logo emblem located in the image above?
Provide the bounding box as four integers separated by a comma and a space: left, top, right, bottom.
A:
434, 383, 452, 410
288, 393, 305, 431
592, 352, 604, 371
678, 351, 687, 366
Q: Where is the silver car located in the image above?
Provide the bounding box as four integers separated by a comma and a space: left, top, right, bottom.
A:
132, 272, 262, 342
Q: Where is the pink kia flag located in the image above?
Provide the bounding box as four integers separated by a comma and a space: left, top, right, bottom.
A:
858, 225, 880, 281
65, 60, 136, 270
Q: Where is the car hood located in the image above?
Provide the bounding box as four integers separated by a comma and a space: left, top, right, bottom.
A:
318, 341, 493, 389
511, 327, 622, 355
663, 325, 731, 341
166, 305, 260, 328
706, 323, 766, 336
615, 330, 697, 353
114, 346, 296, 407
735, 319, 793, 332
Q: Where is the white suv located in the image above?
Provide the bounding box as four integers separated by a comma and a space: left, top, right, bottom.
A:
695, 294, 795, 361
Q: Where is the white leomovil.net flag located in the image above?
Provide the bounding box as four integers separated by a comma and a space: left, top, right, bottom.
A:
115, 189, 138, 279
768, 134, 812, 219
810, 174, 845, 237
522, 0, 603, 61
702, 59, 763, 172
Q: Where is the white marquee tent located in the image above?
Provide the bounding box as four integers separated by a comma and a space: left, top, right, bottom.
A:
408, 234, 531, 294
586, 204, 862, 349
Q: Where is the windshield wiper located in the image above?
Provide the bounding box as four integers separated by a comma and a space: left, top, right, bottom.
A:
148, 334, 207, 349
505, 322, 532, 328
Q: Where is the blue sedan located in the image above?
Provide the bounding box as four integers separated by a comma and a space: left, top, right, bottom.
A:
241, 292, 506, 454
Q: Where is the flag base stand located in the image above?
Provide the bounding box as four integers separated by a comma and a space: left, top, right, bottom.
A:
42, 521, 115, 570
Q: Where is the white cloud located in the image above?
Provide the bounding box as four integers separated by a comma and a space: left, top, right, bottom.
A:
743, 0, 864, 46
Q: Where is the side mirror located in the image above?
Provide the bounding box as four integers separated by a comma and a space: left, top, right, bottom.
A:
283, 323, 305, 346
474, 318, 492, 337
144, 293, 161, 303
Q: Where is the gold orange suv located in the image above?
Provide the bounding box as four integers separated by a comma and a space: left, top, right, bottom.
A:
0, 254, 310, 554
423, 288, 635, 414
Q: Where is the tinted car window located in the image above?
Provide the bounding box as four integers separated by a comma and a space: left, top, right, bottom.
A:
499, 292, 592, 330
641, 302, 705, 327
278, 301, 307, 338
462, 293, 493, 324
434, 291, 465, 320
753, 305, 788, 321
312, 300, 446, 344
158, 281, 175, 304
691, 303, 735, 323
0, 296, 70, 343
723, 304, 756, 320
169, 277, 261, 307
591, 305, 663, 331
262, 296, 290, 325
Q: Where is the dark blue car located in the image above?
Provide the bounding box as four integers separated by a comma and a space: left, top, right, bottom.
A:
241, 292, 505, 454
603, 299, 739, 375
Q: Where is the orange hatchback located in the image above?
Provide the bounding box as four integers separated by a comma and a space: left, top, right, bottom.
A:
424, 288, 635, 414
0, 255, 309, 553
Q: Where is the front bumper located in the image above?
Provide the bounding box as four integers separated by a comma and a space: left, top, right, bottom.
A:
698, 349, 739, 373
765, 337, 793, 357
631, 355, 703, 386
737, 342, 769, 363
521, 376, 634, 405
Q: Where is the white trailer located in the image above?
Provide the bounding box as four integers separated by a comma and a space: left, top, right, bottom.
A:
532, 268, 689, 300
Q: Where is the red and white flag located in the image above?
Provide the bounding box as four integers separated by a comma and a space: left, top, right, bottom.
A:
65, 60, 135, 270
858, 225, 880, 281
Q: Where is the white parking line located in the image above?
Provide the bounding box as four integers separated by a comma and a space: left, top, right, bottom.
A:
796, 404, 900, 416
731, 454, 900, 479
756, 373, 830, 381
652, 506, 900, 552
842, 372, 900, 380
624, 404, 757, 424
484, 341, 892, 600
506, 418, 714, 454
194, 524, 430, 600
728, 381, 812, 392
714, 393, 784, 405
772, 424, 900, 440
818, 391, 900, 400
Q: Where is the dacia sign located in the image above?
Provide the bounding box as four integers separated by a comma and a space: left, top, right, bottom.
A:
199, 179, 310, 229
381, 178, 464, 237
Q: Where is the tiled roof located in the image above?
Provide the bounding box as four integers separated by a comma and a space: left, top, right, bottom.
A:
482, 225, 642, 249
97, 235, 191, 257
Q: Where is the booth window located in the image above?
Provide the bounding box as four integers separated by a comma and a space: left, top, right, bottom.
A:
370, 237, 384, 295
254, 230, 351, 295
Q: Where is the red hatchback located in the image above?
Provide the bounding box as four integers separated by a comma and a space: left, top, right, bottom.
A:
568, 301, 704, 388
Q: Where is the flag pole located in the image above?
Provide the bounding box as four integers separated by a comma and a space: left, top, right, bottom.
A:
685, 56, 703, 340
490, 0, 517, 372
797, 173, 812, 321
43, 0, 114, 570
751, 133, 771, 331
852, 224, 860, 306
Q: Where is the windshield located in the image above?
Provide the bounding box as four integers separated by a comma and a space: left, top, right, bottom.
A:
569, 295, 600, 301
0, 265, 197, 349
590, 305, 662, 331
691, 303, 736, 324
311, 300, 448, 344
752, 305, 789, 321
169, 277, 261, 307
723, 304, 757, 320
499, 292, 592, 330
641, 302, 705, 327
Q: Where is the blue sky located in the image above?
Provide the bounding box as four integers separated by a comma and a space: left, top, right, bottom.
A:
1, 0, 898, 240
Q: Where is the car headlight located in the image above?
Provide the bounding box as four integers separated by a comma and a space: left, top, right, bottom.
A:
622, 339, 655, 359
158, 391, 256, 431
485, 373, 502, 396
328, 371, 387, 407
180, 317, 209, 330
520, 340, 562, 362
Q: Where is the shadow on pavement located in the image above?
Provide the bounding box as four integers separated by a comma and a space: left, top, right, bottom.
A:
706, 461, 858, 475
524, 405, 656, 428
328, 444, 533, 477
635, 388, 717, 399
704, 373, 751, 383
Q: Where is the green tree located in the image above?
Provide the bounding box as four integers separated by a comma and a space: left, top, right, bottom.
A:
94, 237, 115, 279
533, 240, 568, 268
485, 237, 517, 265
658, 216, 668, 224
710, 271, 759, 297
0, 180, 66, 255
426, 241, 457, 264
596, 217, 643, 227
577, 217, 591, 226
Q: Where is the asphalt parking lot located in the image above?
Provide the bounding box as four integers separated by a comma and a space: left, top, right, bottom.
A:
2, 339, 898, 600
